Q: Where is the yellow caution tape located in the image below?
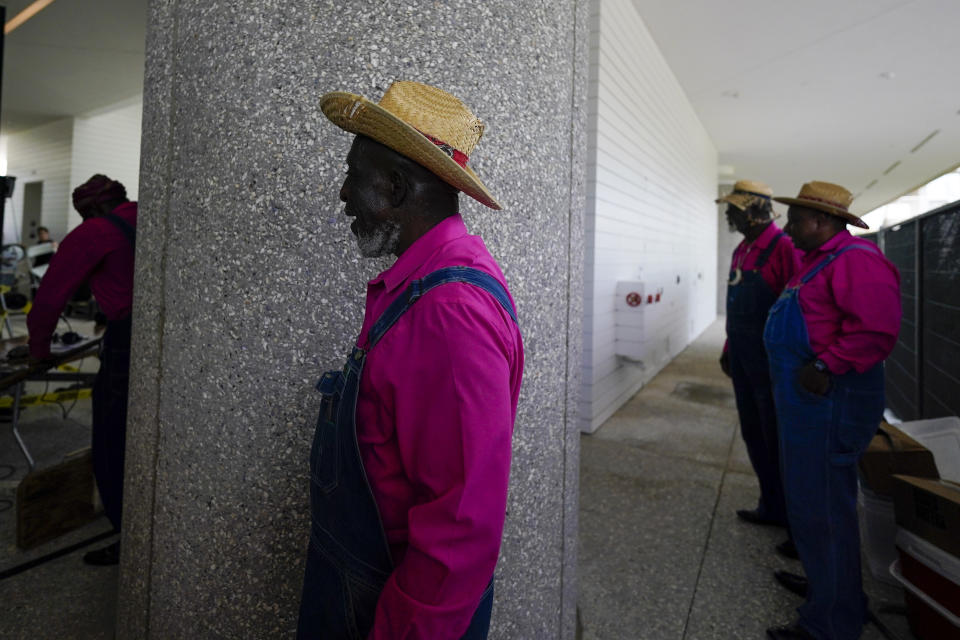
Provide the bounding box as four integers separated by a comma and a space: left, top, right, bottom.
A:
0, 387, 92, 408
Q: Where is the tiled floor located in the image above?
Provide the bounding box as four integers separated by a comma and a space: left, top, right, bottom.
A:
0, 317, 117, 640
578, 319, 915, 640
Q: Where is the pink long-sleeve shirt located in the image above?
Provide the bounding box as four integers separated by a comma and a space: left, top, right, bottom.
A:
791, 230, 901, 375
728, 222, 799, 295
355, 214, 524, 640
723, 221, 801, 351
28, 202, 137, 358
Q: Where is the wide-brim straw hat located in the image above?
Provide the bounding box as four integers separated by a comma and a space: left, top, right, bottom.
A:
320, 81, 501, 210
774, 180, 868, 229
716, 179, 773, 211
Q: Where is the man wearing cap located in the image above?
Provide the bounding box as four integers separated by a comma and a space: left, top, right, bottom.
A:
763, 181, 900, 640
297, 82, 523, 640
718, 180, 798, 530
27, 174, 137, 566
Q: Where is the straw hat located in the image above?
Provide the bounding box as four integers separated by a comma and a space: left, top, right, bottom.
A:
716, 179, 773, 211
774, 181, 868, 229
320, 81, 501, 210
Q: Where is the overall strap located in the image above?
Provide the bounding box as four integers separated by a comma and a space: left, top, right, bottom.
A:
800, 243, 879, 284
368, 266, 518, 350
754, 232, 785, 269
102, 213, 137, 249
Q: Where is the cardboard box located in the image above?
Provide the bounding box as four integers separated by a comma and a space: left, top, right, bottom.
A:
892, 474, 960, 558
859, 422, 940, 497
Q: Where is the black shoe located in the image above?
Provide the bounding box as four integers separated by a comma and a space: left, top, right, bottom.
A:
776, 539, 799, 559
774, 570, 808, 598
83, 542, 120, 566
766, 623, 816, 639
736, 509, 785, 527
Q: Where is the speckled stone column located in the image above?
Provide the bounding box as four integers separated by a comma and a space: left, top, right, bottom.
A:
117, 1, 586, 638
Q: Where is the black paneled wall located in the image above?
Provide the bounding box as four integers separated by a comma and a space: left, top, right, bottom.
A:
865, 201, 960, 420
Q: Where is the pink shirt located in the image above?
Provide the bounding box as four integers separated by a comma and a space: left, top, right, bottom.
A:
728, 221, 799, 295
355, 215, 524, 640
724, 221, 800, 351
28, 201, 137, 358
791, 230, 901, 375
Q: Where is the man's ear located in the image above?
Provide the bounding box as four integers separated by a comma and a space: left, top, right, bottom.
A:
389, 170, 408, 208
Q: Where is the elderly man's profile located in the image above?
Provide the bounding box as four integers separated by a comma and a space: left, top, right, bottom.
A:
297, 81, 524, 640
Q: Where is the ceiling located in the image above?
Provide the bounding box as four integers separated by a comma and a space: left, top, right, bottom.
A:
1, 0, 147, 133
631, 0, 960, 215
2, 0, 958, 216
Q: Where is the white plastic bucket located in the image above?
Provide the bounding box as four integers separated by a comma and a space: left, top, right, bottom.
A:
858, 484, 899, 586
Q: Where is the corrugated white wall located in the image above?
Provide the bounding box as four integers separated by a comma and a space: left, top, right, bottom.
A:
581, 0, 719, 432
717, 184, 740, 314
4, 118, 74, 243
2, 97, 143, 243
69, 97, 143, 228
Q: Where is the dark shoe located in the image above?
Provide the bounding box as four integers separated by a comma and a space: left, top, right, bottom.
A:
736, 509, 785, 527
83, 542, 120, 566
776, 538, 799, 559
766, 623, 816, 639
774, 570, 808, 598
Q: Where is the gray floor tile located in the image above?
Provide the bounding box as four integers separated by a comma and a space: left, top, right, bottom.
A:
0, 544, 118, 640
0, 318, 116, 639
683, 471, 802, 639
579, 437, 725, 640
579, 318, 918, 640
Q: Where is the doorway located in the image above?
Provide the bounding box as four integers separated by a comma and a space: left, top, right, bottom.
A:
22, 181, 42, 244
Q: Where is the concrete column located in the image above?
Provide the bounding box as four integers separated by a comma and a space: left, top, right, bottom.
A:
118, 1, 586, 638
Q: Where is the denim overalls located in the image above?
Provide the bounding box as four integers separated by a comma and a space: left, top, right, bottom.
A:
297, 266, 517, 640
92, 212, 136, 532
763, 245, 885, 639
726, 231, 787, 524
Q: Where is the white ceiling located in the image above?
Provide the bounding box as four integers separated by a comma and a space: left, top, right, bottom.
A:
631, 0, 960, 215
3, 0, 958, 216
1, 0, 147, 133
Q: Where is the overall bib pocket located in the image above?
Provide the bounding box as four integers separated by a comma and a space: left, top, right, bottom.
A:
727, 280, 758, 316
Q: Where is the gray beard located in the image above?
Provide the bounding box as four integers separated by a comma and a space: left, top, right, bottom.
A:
356, 220, 402, 258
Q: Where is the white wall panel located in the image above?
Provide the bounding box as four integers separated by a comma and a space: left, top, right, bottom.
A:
4, 119, 74, 243
70, 98, 143, 228
3, 98, 143, 243
581, 0, 718, 432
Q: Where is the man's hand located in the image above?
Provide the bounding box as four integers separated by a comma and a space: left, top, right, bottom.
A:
798, 360, 831, 396
719, 350, 731, 377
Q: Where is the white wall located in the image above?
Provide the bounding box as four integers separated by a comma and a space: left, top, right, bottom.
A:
4, 118, 74, 244
716, 184, 740, 314
69, 97, 143, 228
581, 0, 719, 432
2, 97, 143, 244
